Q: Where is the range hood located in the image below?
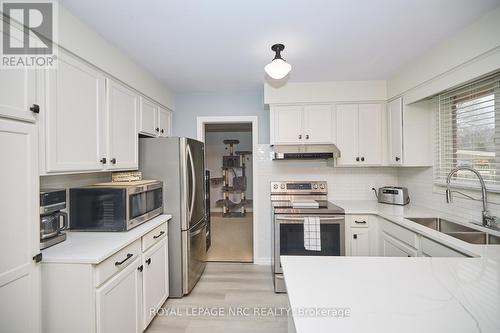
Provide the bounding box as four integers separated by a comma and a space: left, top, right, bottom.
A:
272, 144, 341, 160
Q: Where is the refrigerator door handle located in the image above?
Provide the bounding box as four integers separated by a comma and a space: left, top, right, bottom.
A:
186, 143, 196, 223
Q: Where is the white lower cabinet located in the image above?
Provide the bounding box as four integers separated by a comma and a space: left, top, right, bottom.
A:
42, 221, 169, 333
420, 237, 467, 257
96, 257, 143, 333
142, 240, 169, 329
381, 232, 418, 257
350, 228, 370, 256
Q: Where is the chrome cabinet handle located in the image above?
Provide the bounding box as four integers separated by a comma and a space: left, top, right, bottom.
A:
115, 253, 133, 266
153, 231, 165, 239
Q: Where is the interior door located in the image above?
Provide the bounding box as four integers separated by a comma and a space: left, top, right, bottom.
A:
358, 104, 383, 165
0, 118, 41, 333
185, 138, 206, 229
335, 104, 359, 165
106, 79, 139, 170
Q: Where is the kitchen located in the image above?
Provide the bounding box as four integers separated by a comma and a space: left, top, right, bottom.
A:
1, 1, 500, 333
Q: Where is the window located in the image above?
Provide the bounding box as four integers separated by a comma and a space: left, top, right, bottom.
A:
435, 73, 500, 190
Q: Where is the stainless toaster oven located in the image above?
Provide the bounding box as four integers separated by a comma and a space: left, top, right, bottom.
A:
377, 186, 410, 206
69, 181, 163, 231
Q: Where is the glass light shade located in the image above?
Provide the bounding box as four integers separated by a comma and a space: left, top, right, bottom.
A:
264, 58, 292, 79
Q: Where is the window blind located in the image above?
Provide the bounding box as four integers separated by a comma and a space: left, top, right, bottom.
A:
435, 72, 500, 190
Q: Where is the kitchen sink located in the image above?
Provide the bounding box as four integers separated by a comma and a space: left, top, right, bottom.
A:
405, 217, 500, 245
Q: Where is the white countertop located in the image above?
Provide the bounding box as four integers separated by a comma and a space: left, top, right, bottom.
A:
282, 201, 500, 333
42, 214, 172, 264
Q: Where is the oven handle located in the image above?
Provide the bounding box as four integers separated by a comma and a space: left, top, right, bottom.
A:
275, 216, 344, 223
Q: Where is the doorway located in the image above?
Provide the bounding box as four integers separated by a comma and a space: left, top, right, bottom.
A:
197, 117, 257, 263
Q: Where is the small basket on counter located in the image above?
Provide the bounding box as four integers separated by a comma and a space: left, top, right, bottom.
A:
112, 171, 143, 183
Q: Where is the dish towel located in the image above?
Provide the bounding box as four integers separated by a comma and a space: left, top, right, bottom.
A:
304, 216, 321, 251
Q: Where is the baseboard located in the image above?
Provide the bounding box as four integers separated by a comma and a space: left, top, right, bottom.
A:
253, 258, 271, 265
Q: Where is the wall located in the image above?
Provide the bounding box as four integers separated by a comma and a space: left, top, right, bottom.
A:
398, 167, 500, 224
205, 131, 253, 212
253, 145, 398, 264
58, 4, 175, 109
264, 80, 387, 104
387, 6, 500, 103
173, 90, 269, 143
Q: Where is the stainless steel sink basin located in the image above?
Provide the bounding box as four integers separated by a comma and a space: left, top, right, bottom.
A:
405, 217, 500, 245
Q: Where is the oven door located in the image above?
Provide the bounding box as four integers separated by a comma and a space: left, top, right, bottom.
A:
274, 214, 345, 274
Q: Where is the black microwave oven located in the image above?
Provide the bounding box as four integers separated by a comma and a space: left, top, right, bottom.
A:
69, 181, 163, 231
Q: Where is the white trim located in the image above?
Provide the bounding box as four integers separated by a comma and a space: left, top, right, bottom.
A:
197, 116, 259, 264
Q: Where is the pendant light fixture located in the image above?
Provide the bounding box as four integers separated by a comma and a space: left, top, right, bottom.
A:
264, 43, 292, 79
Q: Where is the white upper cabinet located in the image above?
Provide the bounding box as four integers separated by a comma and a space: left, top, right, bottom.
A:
272, 105, 303, 144
43, 51, 106, 173
336, 103, 384, 166
336, 104, 359, 164
0, 118, 41, 333
388, 97, 403, 165
358, 104, 383, 165
303, 104, 334, 144
139, 97, 158, 137
270, 104, 334, 145
387, 97, 433, 167
139, 97, 172, 138
106, 79, 139, 170
158, 107, 172, 138
0, 68, 38, 123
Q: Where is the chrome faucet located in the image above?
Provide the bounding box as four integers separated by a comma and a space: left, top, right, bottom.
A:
446, 166, 498, 229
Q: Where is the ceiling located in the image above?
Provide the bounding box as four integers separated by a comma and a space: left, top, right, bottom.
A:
60, 0, 500, 93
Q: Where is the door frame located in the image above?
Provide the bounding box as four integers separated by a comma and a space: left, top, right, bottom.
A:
196, 116, 258, 263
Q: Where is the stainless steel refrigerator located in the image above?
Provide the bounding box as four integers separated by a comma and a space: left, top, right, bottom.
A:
139, 137, 207, 297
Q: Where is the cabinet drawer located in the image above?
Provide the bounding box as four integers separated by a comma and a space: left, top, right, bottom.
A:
350, 215, 370, 228
381, 220, 419, 248
142, 223, 167, 252
421, 237, 468, 257
95, 239, 141, 287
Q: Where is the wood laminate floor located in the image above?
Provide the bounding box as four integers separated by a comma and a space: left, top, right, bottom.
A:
146, 263, 288, 333
207, 213, 253, 262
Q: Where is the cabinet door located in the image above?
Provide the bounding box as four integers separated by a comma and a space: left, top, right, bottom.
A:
0, 119, 41, 333
335, 104, 358, 165
388, 98, 403, 165
143, 240, 169, 329
350, 228, 370, 256
0, 67, 37, 122
139, 97, 158, 137
157, 107, 171, 138
358, 104, 383, 165
303, 104, 333, 144
106, 79, 139, 170
96, 257, 142, 333
45, 51, 106, 172
272, 105, 303, 144
381, 233, 417, 257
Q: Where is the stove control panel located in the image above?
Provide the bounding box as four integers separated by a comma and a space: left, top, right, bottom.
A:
271, 181, 327, 194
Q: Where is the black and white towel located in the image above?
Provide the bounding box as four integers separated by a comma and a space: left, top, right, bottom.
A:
304, 216, 321, 251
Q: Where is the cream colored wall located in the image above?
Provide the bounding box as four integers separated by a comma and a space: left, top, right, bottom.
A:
58, 5, 174, 109
387, 6, 500, 103
264, 80, 387, 104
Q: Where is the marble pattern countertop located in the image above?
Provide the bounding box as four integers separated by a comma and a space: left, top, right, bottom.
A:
282, 201, 500, 333
41, 214, 172, 264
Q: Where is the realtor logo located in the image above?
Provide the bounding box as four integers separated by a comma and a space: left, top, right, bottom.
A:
1, 0, 58, 68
